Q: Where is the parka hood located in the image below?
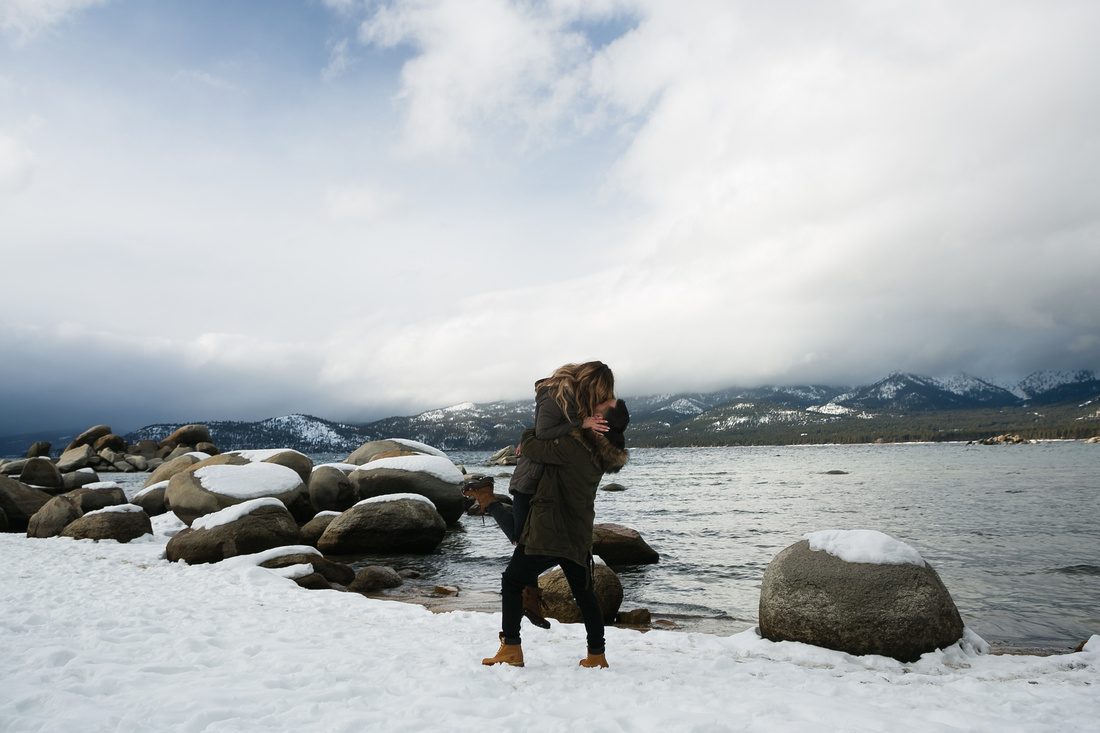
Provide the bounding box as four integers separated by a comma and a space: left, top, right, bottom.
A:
573, 427, 629, 474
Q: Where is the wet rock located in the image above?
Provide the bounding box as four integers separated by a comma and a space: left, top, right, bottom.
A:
539, 564, 623, 624
592, 523, 659, 565
348, 565, 404, 593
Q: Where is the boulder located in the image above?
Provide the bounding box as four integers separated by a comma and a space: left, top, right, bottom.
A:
56, 444, 95, 473
165, 499, 301, 564
63, 469, 101, 490
309, 466, 357, 513
0, 458, 28, 475
66, 485, 127, 513
27, 495, 83, 538
592, 523, 660, 565
93, 433, 127, 453
60, 505, 153, 543
227, 449, 313, 486
131, 440, 159, 460
164, 445, 196, 461
600, 483, 627, 492
259, 552, 355, 586
347, 565, 404, 593
0, 476, 53, 532
317, 496, 447, 555
164, 462, 306, 526
131, 481, 170, 517
124, 455, 149, 472
195, 441, 220, 455
143, 454, 206, 489
758, 534, 965, 663
164, 424, 212, 447
486, 445, 518, 466
539, 564, 623, 624
65, 425, 112, 452
27, 441, 52, 458
0, 507, 6, 532
347, 439, 436, 466
19, 457, 64, 491
300, 512, 339, 547
347, 457, 466, 524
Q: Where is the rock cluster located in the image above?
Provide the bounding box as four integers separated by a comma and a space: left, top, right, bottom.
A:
977, 433, 1032, 445
486, 446, 518, 466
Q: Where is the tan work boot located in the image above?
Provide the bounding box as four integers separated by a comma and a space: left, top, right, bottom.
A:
522, 585, 551, 629
462, 476, 497, 514
482, 633, 524, 667
579, 649, 609, 668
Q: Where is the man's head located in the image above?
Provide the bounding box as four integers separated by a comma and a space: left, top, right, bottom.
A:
600, 399, 629, 450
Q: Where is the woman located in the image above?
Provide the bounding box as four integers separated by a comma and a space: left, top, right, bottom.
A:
481, 366, 630, 669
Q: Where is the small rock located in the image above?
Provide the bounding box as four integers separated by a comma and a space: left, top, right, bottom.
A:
348, 565, 404, 593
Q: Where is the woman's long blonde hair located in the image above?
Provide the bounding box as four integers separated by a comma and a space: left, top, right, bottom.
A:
540, 361, 616, 420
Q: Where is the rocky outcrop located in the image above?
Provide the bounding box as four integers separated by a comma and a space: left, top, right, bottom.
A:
538, 564, 623, 624
27, 495, 83, 538
0, 476, 52, 532
592, 523, 659, 565
758, 536, 965, 663
165, 499, 301, 564
317, 496, 447, 554
347, 456, 466, 524
60, 505, 153, 543
347, 565, 404, 593
164, 461, 305, 526
978, 433, 1031, 445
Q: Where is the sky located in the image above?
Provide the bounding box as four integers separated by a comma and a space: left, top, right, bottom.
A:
2, 0, 1099, 436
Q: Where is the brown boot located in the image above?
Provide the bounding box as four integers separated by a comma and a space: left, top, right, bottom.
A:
462, 476, 497, 514
579, 648, 609, 668
522, 585, 551, 630
482, 633, 524, 667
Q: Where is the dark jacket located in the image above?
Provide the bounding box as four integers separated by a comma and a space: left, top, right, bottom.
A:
507, 383, 581, 495
518, 426, 629, 569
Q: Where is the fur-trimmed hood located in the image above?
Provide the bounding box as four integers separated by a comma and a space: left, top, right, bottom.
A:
573, 427, 629, 474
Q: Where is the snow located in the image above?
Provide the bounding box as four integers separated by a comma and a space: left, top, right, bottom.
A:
193, 463, 303, 499
133, 480, 168, 499
389, 438, 449, 458
231, 448, 308, 463
353, 493, 436, 508
354, 454, 464, 483
82, 503, 144, 516
804, 529, 926, 567
184, 451, 212, 460
313, 462, 359, 473
82, 481, 122, 491
191, 497, 288, 531
1, 531, 1097, 732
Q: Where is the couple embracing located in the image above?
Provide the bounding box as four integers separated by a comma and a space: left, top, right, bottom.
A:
464, 361, 630, 669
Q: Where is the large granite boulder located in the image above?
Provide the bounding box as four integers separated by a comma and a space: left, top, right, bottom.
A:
56, 444, 95, 473
143, 454, 205, 489
228, 449, 313, 486
130, 440, 159, 460
347, 455, 466, 524
64, 425, 112, 452
165, 498, 301, 564
93, 433, 127, 453
27, 495, 83, 538
317, 495, 447, 555
347, 438, 442, 466
300, 512, 339, 547
309, 466, 357, 513
66, 484, 127, 513
592, 523, 660, 565
63, 469, 101, 490
539, 564, 623, 624
165, 461, 306, 527
163, 424, 212, 448
758, 531, 965, 663
131, 481, 170, 517
27, 441, 51, 458
19, 457, 64, 491
0, 476, 53, 532
60, 505, 153, 543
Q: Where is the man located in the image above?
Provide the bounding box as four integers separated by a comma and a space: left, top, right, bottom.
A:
482, 398, 630, 668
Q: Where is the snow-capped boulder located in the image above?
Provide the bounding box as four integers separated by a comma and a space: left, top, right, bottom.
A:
66, 485, 126, 514
164, 462, 306, 527
758, 531, 965, 663
228, 449, 313, 486
347, 454, 466, 524
27, 495, 83, 538
347, 565, 404, 593
318, 495, 447, 554
165, 498, 301, 564
132, 480, 170, 517
63, 469, 100, 490
299, 512, 339, 547
592, 523, 660, 565
258, 551, 355, 586
143, 454, 205, 489
347, 438, 446, 466
0, 477, 53, 532
19, 457, 63, 491
308, 466, 356, 513
539, 564, 623, 624
60, 504, 153, 543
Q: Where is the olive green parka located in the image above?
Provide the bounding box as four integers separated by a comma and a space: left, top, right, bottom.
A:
518, 426, 629, 570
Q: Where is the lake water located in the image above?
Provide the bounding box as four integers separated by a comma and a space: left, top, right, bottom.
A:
113, 441, 1100, 653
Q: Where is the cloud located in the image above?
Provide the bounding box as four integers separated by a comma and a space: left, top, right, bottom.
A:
0, 0, 112, 42
172, 69, 238, 92
0, 130, 34, 192
324, 183, 402, 219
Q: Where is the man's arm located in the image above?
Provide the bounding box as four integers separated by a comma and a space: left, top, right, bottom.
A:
518, 428, 573, 465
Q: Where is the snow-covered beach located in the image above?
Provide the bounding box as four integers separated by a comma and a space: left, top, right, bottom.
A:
2, 521, 1097, 733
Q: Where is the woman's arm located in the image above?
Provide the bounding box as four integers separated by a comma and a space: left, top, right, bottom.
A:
534, 388, 582, 439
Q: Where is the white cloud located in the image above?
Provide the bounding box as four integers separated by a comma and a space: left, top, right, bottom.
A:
0, 130, 34, 192
0, 0, 111, 42
324, 183, 402, 219
172, 69, 237, 92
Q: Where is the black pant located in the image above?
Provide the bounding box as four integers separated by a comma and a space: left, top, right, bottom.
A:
501, 546, 605, 654
487, 491, 531, 545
